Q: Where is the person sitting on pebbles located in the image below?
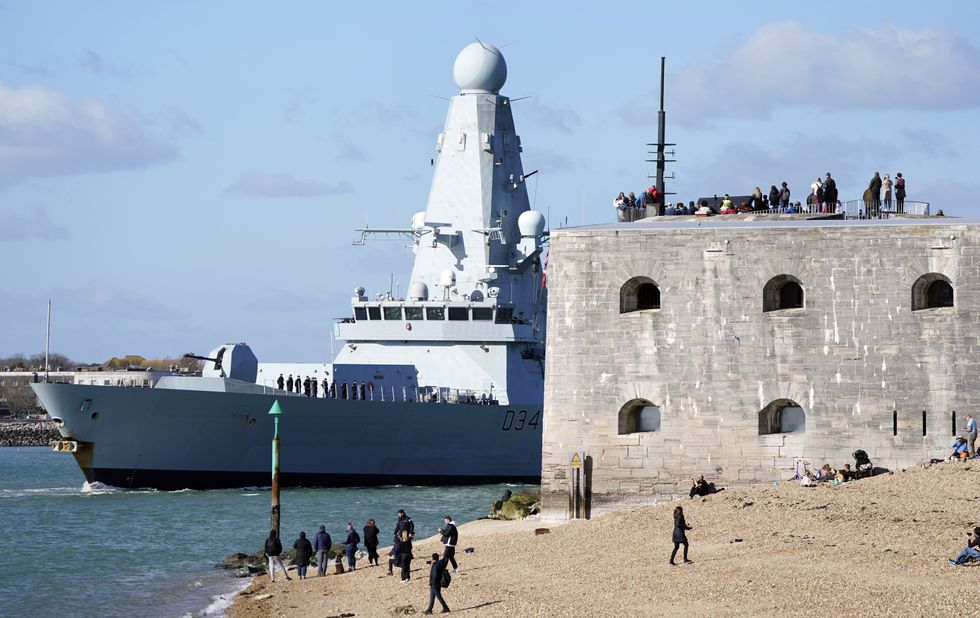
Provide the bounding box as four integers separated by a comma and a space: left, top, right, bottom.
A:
817, 464, 837, 481
949, 526, 980, 566
950, 437, 969, 461
689, 475, 724, 498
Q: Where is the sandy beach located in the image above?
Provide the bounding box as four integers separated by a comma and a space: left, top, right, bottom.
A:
229, 463, 978, 617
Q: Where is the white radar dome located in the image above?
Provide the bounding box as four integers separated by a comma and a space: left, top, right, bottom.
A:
439, 269, 456, 288
518, 210, 546, 237
453, 42, 507, 93
410, 211, 426, 230
408, 281, 429, 301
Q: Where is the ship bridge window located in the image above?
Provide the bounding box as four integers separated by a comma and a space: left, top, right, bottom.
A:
620, 277, 661, 313
426, 307, 445, 320
912, 273, 954, 311
448, 307, 468, 321
472, 307, 493, 320
368, 306, 382, 320
618, 399, 661, 434
758, 399, 806, 434
354, 307, 367, 321
405, 306, 423, 320
384, 307, 403, 320
495, 306, 514, 323
763, 275, 804, 312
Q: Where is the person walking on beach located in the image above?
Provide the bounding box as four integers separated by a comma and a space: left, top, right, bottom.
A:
439, 515, 459, 572
399, 530, 414, 582
423, 553, 451, 614
669, 506, 693, 565
963, 414, 978, 458
314, 524, 332, 577
264, 529, 292, 582
277, 373, 285, 390
292, 531, 313, 579
363, 518, 381, 566
344, 522, 360, 571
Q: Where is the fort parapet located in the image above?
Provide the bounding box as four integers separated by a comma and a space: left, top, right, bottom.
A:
541, 216, 977, 518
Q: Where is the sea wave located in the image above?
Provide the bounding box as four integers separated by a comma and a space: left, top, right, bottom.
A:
0, 486, 79, 499
195, 577, 251, 617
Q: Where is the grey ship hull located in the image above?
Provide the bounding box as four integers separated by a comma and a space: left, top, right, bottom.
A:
33, 383, 542, 490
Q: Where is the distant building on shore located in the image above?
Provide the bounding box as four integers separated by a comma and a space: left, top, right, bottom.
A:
541, 215, 976, 518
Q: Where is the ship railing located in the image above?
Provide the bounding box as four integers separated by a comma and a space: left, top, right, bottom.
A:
274, 381, 498, 404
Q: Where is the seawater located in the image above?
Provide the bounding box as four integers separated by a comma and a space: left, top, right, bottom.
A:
0, 447, 533, 618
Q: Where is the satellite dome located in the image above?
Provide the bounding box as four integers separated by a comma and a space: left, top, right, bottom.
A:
518, 210, 546, 237
439, 269, 456, 288
453, 42, 507, 93
408, 281, 428, 301
410, 211, 427, 230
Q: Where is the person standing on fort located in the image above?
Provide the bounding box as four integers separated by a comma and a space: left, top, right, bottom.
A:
277, 373, 285, 390
314, 524, 332, 577
303, 376, 311, 397
895, 172, 906, 213
363, 518, 381, 566
286, 374, 294, 393
778, 182, 791, 209
669, 505, 693, 565
343, 522, 360, 571
869, 172, 882, 215
823, 173, 838, 210
439, 515, 459, 572
882, 173, 893, 210
964, 414, 978, 458
292, 531, 313, 579
423, 552, 451, 614
264, 529, 292, 582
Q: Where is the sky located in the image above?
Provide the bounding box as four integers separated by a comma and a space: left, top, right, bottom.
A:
2, 1, 979, 363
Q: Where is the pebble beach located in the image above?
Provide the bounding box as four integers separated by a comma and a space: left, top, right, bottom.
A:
230, 462, 978, 617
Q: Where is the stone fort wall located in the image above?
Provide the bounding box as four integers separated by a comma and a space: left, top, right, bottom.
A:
541, 219, 979, 518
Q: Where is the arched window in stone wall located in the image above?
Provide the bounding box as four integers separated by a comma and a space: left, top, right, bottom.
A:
912, 273, 953, 311
763, 275, 804, 312
620, 277, 661, 313
618, 399, 661, 434
758, 399, 806, 434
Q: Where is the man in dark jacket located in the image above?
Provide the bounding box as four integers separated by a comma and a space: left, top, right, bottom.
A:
823, 173, 838, 210
363, 519, 381, 566
286, 375, 294, 393
869, 172, 882, 214
439, 515, 459, 572
314, 525, 332, 577
264, 529, 292, 582
293, 531, 313, 579
423, 553, 450, 614
277, 373, 285, 390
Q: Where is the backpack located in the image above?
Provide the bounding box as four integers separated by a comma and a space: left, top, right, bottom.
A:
440, 567, 452, 588
352, 531, 361, 544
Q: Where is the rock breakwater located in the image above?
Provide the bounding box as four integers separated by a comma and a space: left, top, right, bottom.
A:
0, 421, 59, 447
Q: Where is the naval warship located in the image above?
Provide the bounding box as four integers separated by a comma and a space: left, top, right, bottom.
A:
32, 42, 548, 490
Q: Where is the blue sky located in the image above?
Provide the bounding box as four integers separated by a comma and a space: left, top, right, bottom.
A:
2, 1, 979, 362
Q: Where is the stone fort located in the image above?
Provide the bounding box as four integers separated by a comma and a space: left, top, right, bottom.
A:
541, 216, 977, 518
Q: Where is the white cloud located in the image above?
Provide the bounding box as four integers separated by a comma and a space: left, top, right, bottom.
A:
621, 22, 980, 127
0, 83, 177, 186
0, 207, 68, 241
224, 172, 353, 198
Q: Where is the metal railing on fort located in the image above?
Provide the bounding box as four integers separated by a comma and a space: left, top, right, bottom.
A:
622, 200, 931, 221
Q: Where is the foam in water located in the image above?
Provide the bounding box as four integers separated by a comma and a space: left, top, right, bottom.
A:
80, 481, 118, 495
